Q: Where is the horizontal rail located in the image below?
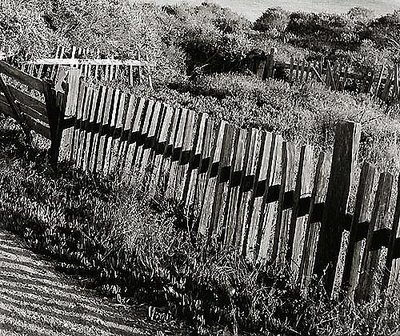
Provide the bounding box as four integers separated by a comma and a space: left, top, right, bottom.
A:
0, 95, 50, 138
25, 58, 153, 67
0, 60, 44, 93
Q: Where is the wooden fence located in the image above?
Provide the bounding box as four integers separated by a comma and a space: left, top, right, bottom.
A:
1, 62, 400, 302
0, 60, 67, 167
5, 45, 153, 88
51, 69, 400, 301
252, 49, 400, 104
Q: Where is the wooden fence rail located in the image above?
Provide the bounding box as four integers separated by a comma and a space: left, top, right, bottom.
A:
1, 62, 400, 302
0, 60, 67, 164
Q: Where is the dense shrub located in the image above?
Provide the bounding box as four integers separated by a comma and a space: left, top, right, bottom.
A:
253, 7, 290, 35
0, 0, 58, 58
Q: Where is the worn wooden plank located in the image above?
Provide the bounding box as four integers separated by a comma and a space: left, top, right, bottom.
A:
341, 163, 376, 299
130, 99, 155, 179
356, 172, 393, 302
59, 68, 81, 162
8, 85, 47, 119
121, 98, 147, 181
181, 113, 208, 208
272, 142, 296, 266
157, 106, 181, 193
289, 57, 294, 81
385, 177, 400, 296
191, 118, 215, 223
257, 135, 283, 263
89, 86, 108, 172
108, 92, 127, 175
0, 98, 17, 119
71, 83, 88, 166
286, 145, 313, 279
175, 110, 196, 201
299, 60, 305, 82
256, 59, 266, 79
198, 121, 227, 237
314, 121, 361, 295
23, 112, 51, 139
0, 61, 44, 93
235, 129, 261, 251
165, 108, 188, 199
137, 101, 163, 183
242, 132, 274, 261
209, 125, 236, 241
96, 87, 115, 173
76, 86, 93, 169
114, 93, 134, 172
224, 128, 248, 247
147, 104, 174, 196
117, 95, 139, 176
82, 87, 100, 171
381, 68, 393, 101
299, 152, 331, 289
102, 89, 122, 175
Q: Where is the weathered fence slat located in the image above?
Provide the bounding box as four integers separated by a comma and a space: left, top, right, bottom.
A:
274, 141, 296, 266
384, 177, 400, 296
341, 163, 376, 299
235, 129, 261, 251
96, 87, 115, 173
287, 145, 313, 280
89, 86, 107, 172
191, 117, 215, 225
181, 113, 208, 209
299, 152, 331, 289
82, 87, 100, 171
257, 134, 282, 263
148, 105, 173, 196
121, 98, 147, 180
224, 128, 250, 247
166, 108, 188, 199
314, 121, 361, 295
356, 172, 393, 302
243, 132, 274, 261
137, 101, 162, 183
198, 121, 227, 237
209, 124, 236, 241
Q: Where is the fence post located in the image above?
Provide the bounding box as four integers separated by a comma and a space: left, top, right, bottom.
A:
313, 121, 361, 296
57, 67, 82, 163
265, 47, 276, 79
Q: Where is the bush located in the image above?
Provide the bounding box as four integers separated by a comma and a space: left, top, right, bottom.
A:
253, 7, 290, 34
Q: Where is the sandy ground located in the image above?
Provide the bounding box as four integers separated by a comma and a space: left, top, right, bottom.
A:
0, 231, 185, 336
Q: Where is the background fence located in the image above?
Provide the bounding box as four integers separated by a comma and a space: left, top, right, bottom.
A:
5, 45, 153, 88
1, 62, 400, 303
251, 49, 400, 105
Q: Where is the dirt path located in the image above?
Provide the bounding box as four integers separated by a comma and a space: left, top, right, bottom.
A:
0, 231, 185, 336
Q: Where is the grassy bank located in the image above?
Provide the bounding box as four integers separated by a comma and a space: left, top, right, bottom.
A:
1, 116, 400, 335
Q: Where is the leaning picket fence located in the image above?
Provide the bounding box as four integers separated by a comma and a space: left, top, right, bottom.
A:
1, 63, 400, 303
56, 69, 400, 302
